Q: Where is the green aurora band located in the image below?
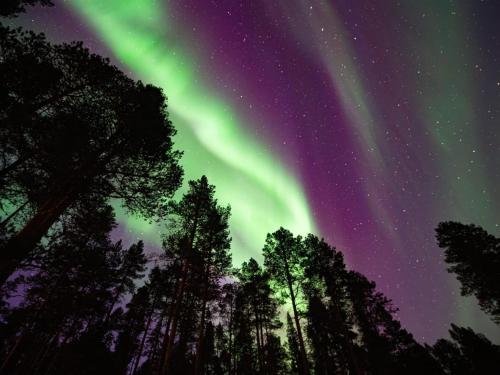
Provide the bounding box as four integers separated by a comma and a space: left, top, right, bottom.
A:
66, 0, 316, 264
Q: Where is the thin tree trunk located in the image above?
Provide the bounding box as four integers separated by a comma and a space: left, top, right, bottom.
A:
259, 318, 265, 349
282, 252, 309, 375
23, 331, 59, 375
148, 312, 166, 375
264, 325, 271, 374
158, 303, 174, 367
158, 306, 175, 374
158, 198, 201, 375
131, 292, 158, 375
156, 277, 180, 374
193, 298, 207, 375
228, 298, 234, 375
159, 259, 189, 375
194, 265, 210, 375
0, 331, 25, 374
43, 326, 75, 375
289, 285, 309, 375
258, 313, 266, 373
253, 307, 263, 372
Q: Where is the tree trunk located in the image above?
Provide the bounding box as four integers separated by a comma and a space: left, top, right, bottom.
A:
253, 306, 263, 372
131, 292, 158, 375
148, 312, 166, 375
24, 331, 59, 375
264, 325, 271, 373
158, 198, 201, 375
0, 136, 119, 287
283, 256, 309, 375
0, 332, 25, 374
258, 313, 266, 373
289, 287, 309, 375
0, 188, 76, 285
228, 298, 234, 375
43, 326, 75, 375
157, 299, 175, 373
159, 259, 189, 375
103, 275, 127, 327
194, 266, 210, 375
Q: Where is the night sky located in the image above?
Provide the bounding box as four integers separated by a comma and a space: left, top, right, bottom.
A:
11, 0, 500, 344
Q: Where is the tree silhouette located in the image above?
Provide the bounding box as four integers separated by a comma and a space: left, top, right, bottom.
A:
263, 228, 310, 375
301, 234, 362, 374
286, 313, 301, 375
0, 204, 122, 374
0, 0, 52, 17
193, 203, 232, 375
237, 258, 284, 374
5, 4, 500, 374
346, 270, 443, 374
432, 324, 500, 374
232, 284, 258, 375
157, 176, 230, 375
0, 27, 182, 285
436, 221, 500, 324
104, 241, 147, 325
114, 286, 152, 374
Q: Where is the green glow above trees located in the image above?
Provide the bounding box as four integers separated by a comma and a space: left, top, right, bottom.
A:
67, 0, 316, 263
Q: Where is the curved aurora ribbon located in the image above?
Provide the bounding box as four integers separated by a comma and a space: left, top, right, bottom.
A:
65, 0, 316, 264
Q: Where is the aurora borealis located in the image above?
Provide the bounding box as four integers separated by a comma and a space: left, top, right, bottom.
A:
13, 0, 500, 344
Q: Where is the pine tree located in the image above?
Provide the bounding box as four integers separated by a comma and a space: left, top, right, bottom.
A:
237, 258, 283, 374
286, 313, 301, 375
263, 228, 310, 375
104, 241, 147, 325
346, 271, 443, 374
218, 283, 237, 374
0, 27, 182, 284
0, 204, 123, 374
114, 286, 152, 374
263, 333, 289, 375
301, 234, 362, 374
158, 176, 230, 374
212, 323, 228, 375
436, 221, 500, 323
432, 324, 500, 374
432, 338, 471, 375
232, 283, 258, 375
193, 204, 232, 375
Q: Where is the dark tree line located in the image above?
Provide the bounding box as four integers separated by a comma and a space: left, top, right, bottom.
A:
0, 0, 52, 18
1, 7, 500, 375
2, 198, 499, 374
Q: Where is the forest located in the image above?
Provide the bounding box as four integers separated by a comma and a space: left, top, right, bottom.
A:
1, 1, 500, 374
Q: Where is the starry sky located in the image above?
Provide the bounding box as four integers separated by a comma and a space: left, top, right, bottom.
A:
11, 0, 500, 344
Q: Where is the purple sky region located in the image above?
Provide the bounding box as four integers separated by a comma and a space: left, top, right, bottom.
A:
12, 0, 500, 344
